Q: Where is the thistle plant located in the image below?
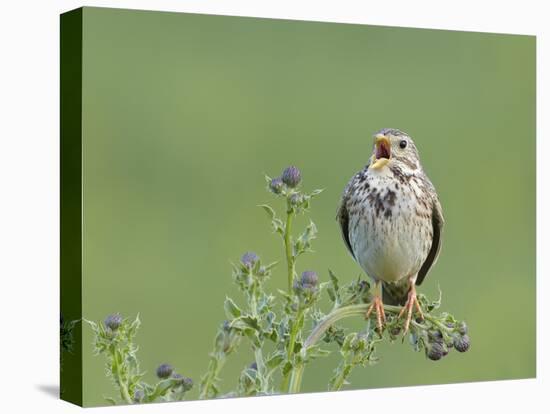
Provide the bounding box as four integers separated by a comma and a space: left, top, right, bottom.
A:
198, 165, 470, 397
83, 165, 470, 404
84, 314, 193, 405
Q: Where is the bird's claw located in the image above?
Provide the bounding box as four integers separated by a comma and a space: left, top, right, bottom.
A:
365, 295, 386, 334
398, 287, 424, 335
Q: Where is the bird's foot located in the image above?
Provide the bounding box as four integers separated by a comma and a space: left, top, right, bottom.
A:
365, 295, 386, 334
398, 286, 424, 335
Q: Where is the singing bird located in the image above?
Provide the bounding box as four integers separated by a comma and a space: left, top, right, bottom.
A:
336, 128, 444, 333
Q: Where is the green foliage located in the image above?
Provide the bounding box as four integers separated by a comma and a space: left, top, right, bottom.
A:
60, 313, 79, 363
84, 315, 193, 405
198, 166, 471, 397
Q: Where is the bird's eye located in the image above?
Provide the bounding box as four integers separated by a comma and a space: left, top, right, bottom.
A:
399, 140, 407, 149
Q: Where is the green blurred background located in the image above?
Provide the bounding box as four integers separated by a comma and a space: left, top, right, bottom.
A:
80, 7, 535, 406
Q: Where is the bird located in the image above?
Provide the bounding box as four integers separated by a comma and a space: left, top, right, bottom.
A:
336, 128, 444, 334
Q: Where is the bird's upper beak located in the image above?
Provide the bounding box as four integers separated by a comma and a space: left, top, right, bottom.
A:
370, 134, 391, 170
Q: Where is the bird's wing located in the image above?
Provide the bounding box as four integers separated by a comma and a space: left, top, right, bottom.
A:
336, 175, 358, 260
416, 196, 444, 286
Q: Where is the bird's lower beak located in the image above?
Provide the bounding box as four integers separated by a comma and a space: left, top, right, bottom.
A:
370, 135, 391, 170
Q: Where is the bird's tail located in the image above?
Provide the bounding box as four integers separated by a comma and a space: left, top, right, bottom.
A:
382, 280, 409, 306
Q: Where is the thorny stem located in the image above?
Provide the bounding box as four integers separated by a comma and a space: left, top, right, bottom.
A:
328, 364, 350, 391
288, 362, 304, 393
280, 200, 298, 392
199, 356, 225, 400
305, 303, 401, 348
110, 345, 133, 404
287, 308, 303, 360
281, 307, 304, 392
250, 287, 269, 393
280, 369, 290, 392
284, 201, 295, 293
281, 199, 301, 392
255, 347, 268, 392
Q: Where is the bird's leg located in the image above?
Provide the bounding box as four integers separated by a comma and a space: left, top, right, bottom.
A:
365, 280, 386, 333
398, 276, 424, 335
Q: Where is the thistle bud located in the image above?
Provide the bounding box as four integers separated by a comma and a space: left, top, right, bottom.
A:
428, 330, 444, 344
458, 321, 468, 335
293, 271, 320, 307
222, 320, 231, 332
156, 363, 174, 379
133, 389, 144, 403
241, 252, 259, 269
301, 270, 319, 289
269, 177, 284, 194
104, 313, 122, 331
453, 334, 470, 352
249, 361, 258, 371
427, 342, 445, 361
282, 166, 301, 188
182, 376, 193, 391
172, 373, 193, 390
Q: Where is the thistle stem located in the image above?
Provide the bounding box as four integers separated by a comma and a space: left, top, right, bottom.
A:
284, 203, 295, 293
287, 308, 303, 360
285, 302, 402, 394
281, 306, 304, 392
281, 203, 301, 392
305, 303, 401, 348
288, 363, 304, 393
250, 287, 268, 393
110, 346, 133, 404
199, 355, 226, 399
328, 363, 351, 391
254, 347, 269, 393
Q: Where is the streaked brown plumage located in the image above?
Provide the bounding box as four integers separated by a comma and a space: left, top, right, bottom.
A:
337, 128, 444, 332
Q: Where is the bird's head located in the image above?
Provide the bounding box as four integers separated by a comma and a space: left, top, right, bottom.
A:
369, 128, 421, 173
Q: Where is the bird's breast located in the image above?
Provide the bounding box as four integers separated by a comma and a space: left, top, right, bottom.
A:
347, 176, 432, 283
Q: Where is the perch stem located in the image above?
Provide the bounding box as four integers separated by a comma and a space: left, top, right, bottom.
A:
285, 302, 402, 394
305, 303, 401, 348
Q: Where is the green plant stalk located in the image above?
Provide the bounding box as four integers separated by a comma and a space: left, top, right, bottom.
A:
305, 303, 401, 348
199, 354, 226, 399
280, 368, 291, 392
287, 302, 402, 393
254, 347, 269, 393
284, 202, 295, 293
281, 307, 304, 392
287, 308, 303, 360
329, 363, 352, 391
281, 200, 300, 392
288, 362, 304, 393
110, 345, 133, 404
249, 287, 269, 394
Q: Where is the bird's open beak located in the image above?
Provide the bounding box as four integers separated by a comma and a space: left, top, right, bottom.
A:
370, 134, 391, 170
